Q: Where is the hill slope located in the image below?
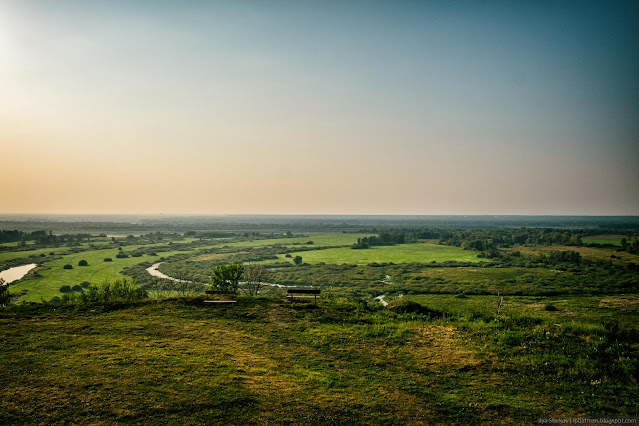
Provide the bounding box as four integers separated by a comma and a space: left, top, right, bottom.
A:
1, 297, 636, 424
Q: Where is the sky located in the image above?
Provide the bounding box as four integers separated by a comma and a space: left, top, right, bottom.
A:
0, 0, 637, 215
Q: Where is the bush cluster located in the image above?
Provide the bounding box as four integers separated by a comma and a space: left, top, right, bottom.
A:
55, 279, 147, 305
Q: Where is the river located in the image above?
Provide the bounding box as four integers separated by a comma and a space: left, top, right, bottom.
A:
145, 262, 305, 290
374, 295, 388, 306
0, 264, 37, 284
146, 263, 191, 283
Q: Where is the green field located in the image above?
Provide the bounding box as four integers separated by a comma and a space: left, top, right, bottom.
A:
224, 233, 376, 248
582, 235, 629, 246
11, 248, 184, 302
273, 243, 484, 265
0, 241, 36, 247
0, 246, 70, 262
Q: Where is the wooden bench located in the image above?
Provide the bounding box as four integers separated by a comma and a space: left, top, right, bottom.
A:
204, 290, 237, 304
287, 288, 321, 303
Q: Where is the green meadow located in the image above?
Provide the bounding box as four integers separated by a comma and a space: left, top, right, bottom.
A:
273, 243, 484, 265
582, 235, 627, 246
224, 233, 375, 248
0, 246, 70, 262
11, 248, 183, 302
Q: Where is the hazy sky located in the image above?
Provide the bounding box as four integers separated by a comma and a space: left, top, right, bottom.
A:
1, 0, 637, 215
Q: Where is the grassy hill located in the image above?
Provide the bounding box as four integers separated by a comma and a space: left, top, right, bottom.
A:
1, 296, 636, 424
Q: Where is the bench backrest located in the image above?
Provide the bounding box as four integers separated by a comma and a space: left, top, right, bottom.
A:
287, 288, 321, 294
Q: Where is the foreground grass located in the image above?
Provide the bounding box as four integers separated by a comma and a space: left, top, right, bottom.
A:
1, 297, 636, 424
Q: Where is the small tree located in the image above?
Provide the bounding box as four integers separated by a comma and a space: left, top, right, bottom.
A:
210, 264, 244, 294
293, 256, 303, 265
242, 263, 271, 296
63, 264, 73, 270
0, 279, 10, 307
78, 259, 88, 266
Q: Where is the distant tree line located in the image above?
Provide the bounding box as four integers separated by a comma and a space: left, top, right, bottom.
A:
0, 230, 100, 246
620, 238, 639, 255
352, 233, 409, 249
352, 228, 594, 251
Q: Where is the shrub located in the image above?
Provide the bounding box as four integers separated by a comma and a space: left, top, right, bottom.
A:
78, 259, 88, 266
104, 258, 113, 262
455, 293, 468, 299
63, 264, 73, 270
391, 300, 443, 318
544, 304, 559, 311
285, 254, 292, 258
0, 284, 10, 306
49, 252, 55, 255
60, 285, 72, 293
40, 253, 46, 257
116, 253, 129, 259
80, 281, 91, 288
72, 285, 83, 292
293, 256, 303, 265
78, 279, 147, 304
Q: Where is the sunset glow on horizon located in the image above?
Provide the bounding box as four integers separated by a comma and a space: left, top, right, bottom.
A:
1, 0, 637, 215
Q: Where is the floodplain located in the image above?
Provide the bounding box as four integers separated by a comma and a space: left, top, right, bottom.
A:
0, 216, 637, 424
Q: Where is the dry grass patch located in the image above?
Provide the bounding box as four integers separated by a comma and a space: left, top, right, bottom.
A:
598, 296, 639, 309
193, 252, 241, 261
408, 325, 479, 370
509, 244, 639, 265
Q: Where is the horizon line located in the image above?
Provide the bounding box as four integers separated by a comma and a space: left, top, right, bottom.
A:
1, 213, 639, 218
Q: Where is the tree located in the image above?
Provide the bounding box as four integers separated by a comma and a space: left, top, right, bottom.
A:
242, 263, 271, 296
293, 256, 303, 265
210, 264, 244, 294
78, 259, 88, 266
